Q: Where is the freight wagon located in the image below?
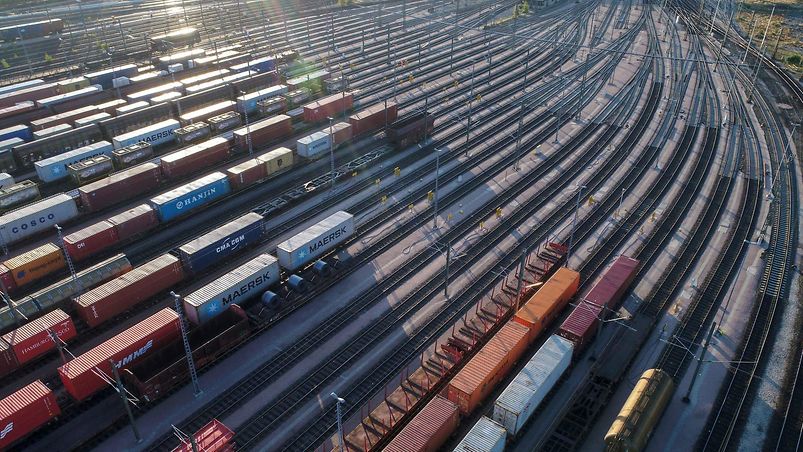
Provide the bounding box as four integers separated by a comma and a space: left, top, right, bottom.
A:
179, 101, 236, 126
12, 124, 104, 170
605, 369, 674, 452
208, 111, 242, 133
0, 80, 45, 97
276, 211, 354, 272
231, 56, 277, 73
84, 64, 139, 89
0, 83, 58, 109
0, 309, 76, 375
31, 105, 99, 131
0, 180, 39, 211
33, 124, 72, 140
174, 419, 234, 452
0, 19, 64, 42
156, 49, 207, 71
385, 396, 459, 452
0, 194, 79, 245
36, 85, 103, 110
68, 155, 115, 185
112, 119, 179, 149
34, 141, 114, 183
387, 111, 435, 149
122, 305, 250, 401
0, 381, 61, 449
149, 27, 201, 52
174, 122, 211, 145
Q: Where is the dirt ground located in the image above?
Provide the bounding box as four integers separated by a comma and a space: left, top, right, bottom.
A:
735, 0, 803, 77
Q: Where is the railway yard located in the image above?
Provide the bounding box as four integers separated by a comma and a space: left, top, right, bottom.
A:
0, 0, 800, 450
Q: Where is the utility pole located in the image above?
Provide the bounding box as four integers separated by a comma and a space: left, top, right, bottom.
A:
742, 12, 757, 63
331, 393, 346, 450
771, 27, 783, 59
515, 100, 525, 171
111, 359, 141, 443
49, 329, 67, 364
444, 242, 451, 298
566, 185, 586, 265
682, 322, 717, 403
515, 252, 527, 310
328, 117, 336, 193
172, 292, 201, 397
433, 148, 442, 229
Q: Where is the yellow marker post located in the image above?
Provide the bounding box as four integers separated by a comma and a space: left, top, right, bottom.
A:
394, 166, 401, 177
381, 195, 387, 204
428, 191, 434, 202
496, 207, 503, 218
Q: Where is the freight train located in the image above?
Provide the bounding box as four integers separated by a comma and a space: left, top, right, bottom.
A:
0, 19, 64, 42
351, 256, 640, 452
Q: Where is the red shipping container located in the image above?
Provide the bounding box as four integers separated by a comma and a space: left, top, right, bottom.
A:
160, 137, 230, 179
0, 84, 59, 109
79, 162, 163, 212
226, 159, 266, 190
173, 419, 234, 452
0, 381, 60, 447
349, 101, 398, 136
63, 220, 120, 262
74, 254, 185, 328
2, 309, 77, 364
302, 92, 354, 123
0, 340, 17, 377
233, 115, 292, 150
330, 122, 353, 147
583, 255, 639, 310
0, 102, 37, 121
107, 204, 160, 241
58, 309, 180, 401
385, 396, 459, 452
447, 321, 530, 415
557, 300, 605, 351
0, 264, 16, 293
30, 105, 98, 130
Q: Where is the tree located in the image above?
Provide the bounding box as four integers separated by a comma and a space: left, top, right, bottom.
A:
787, 54, 801, 66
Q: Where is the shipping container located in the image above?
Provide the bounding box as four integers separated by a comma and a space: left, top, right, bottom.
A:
0, 140, 21, 173
12, 124, 104, 170
107, 204, 159, 241
190, 50, 243, 69
236, 85, 288, 115
286, 107, 304, 123
149, 27, 200, 52
36, 85, 103, 109
35, 141, 114, 183
116, 101, 150, 115
232, 115, 291, 151
177, 85, 232, 113
259, 146, 294, 176
32, 123, 72, 140
74, 112, 112, 127
0, 381, 60, 448
79, 161, 162, 211
454, 416, 506, 452
68, 155, 114, 185
387, 111, 435, 149
0, 340, 15, 376
302, 92, 354, 123
513, 267, 580, 343
75, 254, 185, 327
208, 111, 242, 133
4, 243, 66, 287
2, 309, 76, 364
385, 396, 459, 452
184, 253, 278, 324
0, 102, 37, 123
112, 119, 179, 149
160, 137, 230, 179
257, 96, 287, 116
126, 82, 184, 103
296, 122, 352, 158
226, 159, 265, 190
111, 141, 153, 169
0, 83, 59, 109
150, 91, 183, 104
85, 64, 138, 89
0, 18, 64, 41
231, 56, 277, 73
0, 180, 39, 210
349, 102, 398, 136
172, 419, 234, 452
100, 102, 172, 139
285, 69, 330, 93
0, 194, 79, 245
128, 71, 167, 87
0, 125, 32, 143
48, 89, 113, 115
63, 220, 119, 262
448, 321, 530, 415
283, 88, 312, 108
31, 105, 99, 131
0, 254, 132, 332
123, 307, 249, 401
277, 211, 354, 271
174, 122, 211, 145
0, 173, 13, 189
492, 335, 573, 435
112, 77, 130, 89
179, 101, 236, 126
95, 99, 128, 115
57, 77, 90, 94
0, 264, 13, 293
179, 69, 230, 87
58, 308, 180, 401
230, 71, 279, 94
324, 77, 345, 94
156, 49, 207, 70
178, 213, 263, 274
0, 80, 45, 97
149, 172, 230, 222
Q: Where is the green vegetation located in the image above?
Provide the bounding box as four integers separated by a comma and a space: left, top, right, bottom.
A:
787, 53, 801, 65
736, 0, 803, 76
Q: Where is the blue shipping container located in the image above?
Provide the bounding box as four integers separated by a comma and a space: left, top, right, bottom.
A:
231, 56, 276, 73
85, 64, 138, 89
149, 172, 230, 222
178, 212, 264, 274
0, 125, 31, 143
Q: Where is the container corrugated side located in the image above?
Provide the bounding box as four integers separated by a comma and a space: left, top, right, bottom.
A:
258, 146, 294, 175
492, 335, 573, 435
58, 309, 180, 401
148, 172, 230, 222
513, 267, 580, 343
276, 211, 354, 271
34, 141, 114, 183
583, 255, 639, 309
0, 380, 60, 448
78, 162, 162, 212
112, 119, 179, 149
2, 309, 76, 364
4, 243, 65, 287
453, 416, 506, 452
63, 220, 119, 262
107, 204, 159, 240
183, 253, 279, 324
178, 212, 263, 274
0, 194, 78, 244
385, 396, 459, 452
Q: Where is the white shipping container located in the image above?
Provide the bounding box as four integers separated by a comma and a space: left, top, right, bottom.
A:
0, 173, 13, 189
149, 91, 182, 104
168, 63, 184, 73
112, 76, 131, 88
33, 123, 72, 140
0, 79, 44, 96
35, 141, 114, 183
116, 101, 150, 115
183, 254, 279, 324
296, 130, 330, 158
454, 416, 506, 452
112, 119, 180, 149
236, 85, 288, 114
492, 335, 573, 436
0, 194, 79, 245
126, 81, 183, 102
74, 112, 112, 127
277, 211, 354, 271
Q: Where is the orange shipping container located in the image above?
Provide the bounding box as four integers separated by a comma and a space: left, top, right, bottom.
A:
385, 396, 459, 452
513, 267, 579, 342
4, 243, 66, 287
447, 321, 530, 415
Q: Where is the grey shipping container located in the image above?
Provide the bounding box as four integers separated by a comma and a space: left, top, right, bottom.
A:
276, 211, 354, 271
178, 212, 264, 274
112, 142, 153, 168
68, 155, 114, 184
453, 416, 506, 452
183, 253, 279, 324
0, 194, 78, 244
0, 180, 39, 210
